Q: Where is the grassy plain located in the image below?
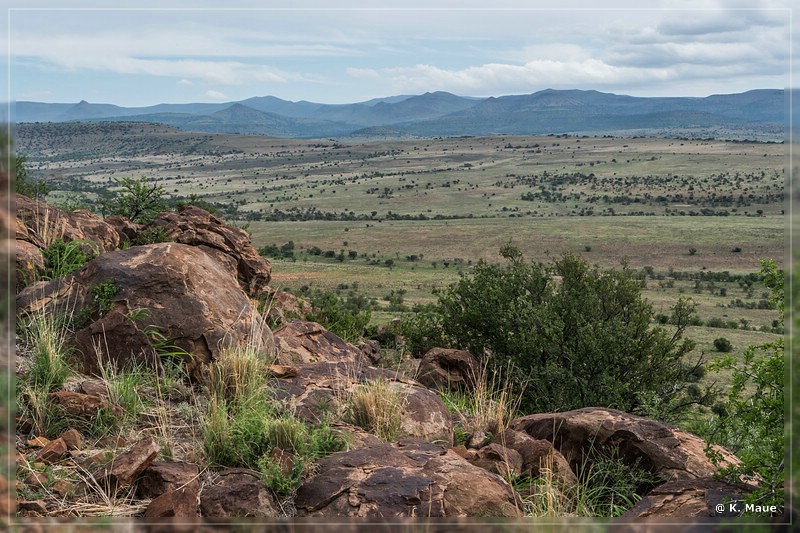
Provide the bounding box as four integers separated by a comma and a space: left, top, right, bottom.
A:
19, 123, 785, 386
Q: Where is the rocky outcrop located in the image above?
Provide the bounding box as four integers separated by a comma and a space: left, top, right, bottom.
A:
199, 469, 280, 518
494, 428, 577, 486
295, 439, 522, 517
510, 407, 741, 481
148, 205, 272, 297
274, 320, 368, 366
621, 477, 753, 519
416, 348, 480, 392
272, 360, 453, 444
16, 194, 120, 252
16, 242, 274, 379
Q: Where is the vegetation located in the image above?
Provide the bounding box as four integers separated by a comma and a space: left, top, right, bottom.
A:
404, 244, 711, 415
705, 259, 785, 514
100, 176, 167, 224
41, 239, 96, 281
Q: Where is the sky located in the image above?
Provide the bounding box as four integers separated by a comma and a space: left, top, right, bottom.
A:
2, 0, 796, 107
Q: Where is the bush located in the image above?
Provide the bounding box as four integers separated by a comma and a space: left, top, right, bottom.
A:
713, 337, 733, 353
299, 288, 372, 343
706, 259, 785, 514
101, 176, 166, 223
404, 245, 707, 415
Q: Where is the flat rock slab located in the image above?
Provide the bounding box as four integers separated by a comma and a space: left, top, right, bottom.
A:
295, 439, 521, 518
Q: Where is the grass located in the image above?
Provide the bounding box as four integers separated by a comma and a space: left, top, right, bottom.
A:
440, 363, 523, 441
346, 377, 406, 442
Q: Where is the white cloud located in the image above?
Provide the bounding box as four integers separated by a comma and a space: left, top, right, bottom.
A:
205, 90, 229, 100
177, 79, 193, 86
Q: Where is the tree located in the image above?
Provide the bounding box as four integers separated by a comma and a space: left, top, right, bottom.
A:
101, 176, 166, 223
706, 259, 785, 514
406, 246, 709, 415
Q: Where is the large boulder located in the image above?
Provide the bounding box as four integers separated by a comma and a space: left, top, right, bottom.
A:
295, 439, 522, 518
16, 242, 274, 379
15, 194, 120, 252
621, 477, 754, 519
273, 320, 368, 366
416, 348, 480, 392
510, 408, 742, 481
272, 361, 453, 444
199, 468, 280, 518
147, 205, 271, 297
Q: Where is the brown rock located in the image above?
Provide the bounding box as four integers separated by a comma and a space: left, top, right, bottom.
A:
137, 462, 200, 499
26, 436, 50, 448
273, 361, 453, 443
510, 407, 742, 481
148, 205, 272, 297
495, 428, 577, 486
73, 310, 160, 375
621, 477, 754, 519
266, 364, 297, 379
199, 469, 280, 518
51, 479, 78, 498
265, 290, 312, 328
274, 320, 368, 366
15, 239, 44, 290
58, 429, 82, 451
80, 380, 109, 397
24, 471, 49, 487
295, 439, 521, 517
105, 215, 141, 244
417, 348, 480, 392
17, 500, 47, 516
144, 486, 199, 519
17, 243, 274, 380
47, 391, 123, 418
16, 194, 120, 252
104, 437, 159, 489
470, 442, 524, 477
35, 438, 67, 464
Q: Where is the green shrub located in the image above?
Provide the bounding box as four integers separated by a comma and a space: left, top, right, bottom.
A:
299, 288, 372, 343
41, 239, 96, 280
404, 245, 708, 416
131, 226, 170, 246
713, 337, 733, 353
101, 176, 166, 224
706, 259, 785, 514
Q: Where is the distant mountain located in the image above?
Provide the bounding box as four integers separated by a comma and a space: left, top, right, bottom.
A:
13, 89, 784, 140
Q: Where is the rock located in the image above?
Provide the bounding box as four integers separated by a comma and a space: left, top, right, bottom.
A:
17, 243, 274, 380
104, 215, 141, 244
144, 487, 199, 519
199, 469, 280, 518
80, 380, 109, 397
295, 439, 521, 517
469, 443, 524, 477
495, 429, 577, 486
266, 364, 297, 379
148, 205, 272, 297
26, 436, 50, 448
15, 239, 44, 290
265, 290, 312, 327
103, 437, 159, 489
47, 391, 123, 418
51, 479, 78, 498
17, 500, 47, 516
58, 429, 82, 451
357, 339, 381, 364
137, 462, 200, 499
15, 194, 120, 252
621, 477, 753, 519
417, 348, 480, 392
274, 320, 368, 366
24, 471, 49, 487
510, 407, 742, 481
467, 431, 491, 450
273, 361, 453, 443
73, 310, 161, 375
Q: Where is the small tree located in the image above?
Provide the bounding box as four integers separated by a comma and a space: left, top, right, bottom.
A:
406, 245, 710, 415
101, 176, 166, 223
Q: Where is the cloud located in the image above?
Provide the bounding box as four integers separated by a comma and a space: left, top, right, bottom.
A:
205, 90, 229, 100
177, 79, 193, 86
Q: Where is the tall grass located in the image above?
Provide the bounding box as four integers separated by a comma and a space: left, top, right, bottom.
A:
346, 377, 405, 441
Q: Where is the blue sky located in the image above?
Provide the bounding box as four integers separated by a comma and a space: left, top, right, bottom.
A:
3, 1, 795, 106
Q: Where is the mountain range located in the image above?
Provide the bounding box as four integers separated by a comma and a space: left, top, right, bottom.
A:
13, 89, 785, 140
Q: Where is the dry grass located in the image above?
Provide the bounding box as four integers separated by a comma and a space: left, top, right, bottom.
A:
347, 377, 406, 441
